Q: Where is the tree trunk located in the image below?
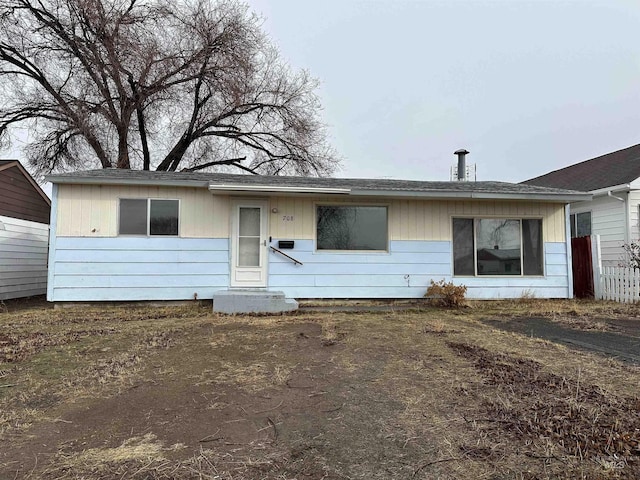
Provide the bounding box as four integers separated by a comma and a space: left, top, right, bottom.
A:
157, 135, 191, 171
137, 106, 151, 170
116, 127, 130, 169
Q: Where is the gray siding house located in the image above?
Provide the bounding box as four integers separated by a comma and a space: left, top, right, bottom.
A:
0, 160, 51, 300
523, 143, 640, 266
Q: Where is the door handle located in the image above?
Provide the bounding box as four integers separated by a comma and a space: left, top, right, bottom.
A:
263, 240, 267, 246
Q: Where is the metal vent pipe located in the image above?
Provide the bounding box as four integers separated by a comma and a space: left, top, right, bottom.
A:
454, 149, 469, 181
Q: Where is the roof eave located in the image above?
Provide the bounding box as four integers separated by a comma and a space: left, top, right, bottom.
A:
45, 175, 591, 202
45, 175, 209, 188
351, 189, 591, 202
3, 160, 51, 205
589, 183, 631, 197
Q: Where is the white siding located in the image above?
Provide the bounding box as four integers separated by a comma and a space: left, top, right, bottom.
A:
628, 190, 640, 241
48, 237, 229, 301
571, 195, 627, 266
0, 215, 49, 300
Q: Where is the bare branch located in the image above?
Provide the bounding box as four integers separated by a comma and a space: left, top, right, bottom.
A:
0, 0, 339, 175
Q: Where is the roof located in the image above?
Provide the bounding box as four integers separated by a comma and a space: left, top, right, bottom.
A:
522, 143, 640, 192
45, 168, 591, 202
0, 159, 51, 206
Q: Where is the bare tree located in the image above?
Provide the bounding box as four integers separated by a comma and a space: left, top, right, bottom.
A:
0, 0, 339, 176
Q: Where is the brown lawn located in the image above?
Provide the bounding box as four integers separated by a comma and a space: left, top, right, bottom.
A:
1, 298, 640, 479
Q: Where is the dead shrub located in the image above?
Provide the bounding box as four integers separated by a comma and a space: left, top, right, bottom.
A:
425, 280, 467, 308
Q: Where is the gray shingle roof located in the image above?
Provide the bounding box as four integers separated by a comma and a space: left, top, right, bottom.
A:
46, 168, 590, 202
522, 143, 640, 192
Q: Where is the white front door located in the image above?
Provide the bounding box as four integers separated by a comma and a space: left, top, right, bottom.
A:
230, 199, 269, 287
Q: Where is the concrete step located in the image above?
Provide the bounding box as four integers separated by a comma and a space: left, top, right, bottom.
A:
213, 289, 299, 314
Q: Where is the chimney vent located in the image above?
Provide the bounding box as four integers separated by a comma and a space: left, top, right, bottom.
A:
454, 149, 469, 181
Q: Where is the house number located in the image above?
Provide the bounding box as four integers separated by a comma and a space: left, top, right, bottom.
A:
282, 215, 294, 222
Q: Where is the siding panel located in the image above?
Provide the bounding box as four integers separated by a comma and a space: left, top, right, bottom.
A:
0, 215, 49, 300
268, 239, 569, 299
571, 195, 627, 266
50, 237, 229, 301
56, 184, 229, 238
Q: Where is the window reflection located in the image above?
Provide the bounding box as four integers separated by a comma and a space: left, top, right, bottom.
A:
476, 219, 521, 275
317, 206, 387, 251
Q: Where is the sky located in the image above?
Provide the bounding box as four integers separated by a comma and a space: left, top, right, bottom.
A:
247, 0, 640, 183
6, 0, 640, 189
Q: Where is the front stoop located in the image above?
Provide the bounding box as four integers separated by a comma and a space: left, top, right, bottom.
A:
213, 290, 298, 314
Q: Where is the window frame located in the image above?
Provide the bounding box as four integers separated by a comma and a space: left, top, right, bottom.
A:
451, 216, 545, 277
118, 198, 180, 237
569, 211, 592, 238
314, 203, 390, 253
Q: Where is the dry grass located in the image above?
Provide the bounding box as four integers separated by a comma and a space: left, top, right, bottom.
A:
2, 299, 640, 479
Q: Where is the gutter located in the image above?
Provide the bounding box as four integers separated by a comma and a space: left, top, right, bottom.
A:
590, 183, 630, 197
207, 184, 351, 195
45, 176, 210, 188
350, 189, 592, 202
607, 191, 625, 202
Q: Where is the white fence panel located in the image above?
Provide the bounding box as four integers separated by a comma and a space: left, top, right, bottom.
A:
597, 266, 640, 303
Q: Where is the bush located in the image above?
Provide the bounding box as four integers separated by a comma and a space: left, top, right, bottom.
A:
425, 280, 467, 308
620, 241, 640, 269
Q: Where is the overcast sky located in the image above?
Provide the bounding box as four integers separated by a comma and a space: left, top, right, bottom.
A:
7, 0, 640, 188
249, 0, 640, 183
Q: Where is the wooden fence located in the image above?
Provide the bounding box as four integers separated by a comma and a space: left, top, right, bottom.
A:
598, 266, 640, 303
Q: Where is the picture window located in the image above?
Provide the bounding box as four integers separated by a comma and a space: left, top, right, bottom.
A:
316, 205, 387, 251
453, 217, 543, 276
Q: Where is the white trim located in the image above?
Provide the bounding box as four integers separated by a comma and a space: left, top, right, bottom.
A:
590, 183, 631, 196
47, 184, 58, 301
230, 199, 269, 288
209, 184, 351, 195
565, 205, 573, 299
350, 189, 591, 202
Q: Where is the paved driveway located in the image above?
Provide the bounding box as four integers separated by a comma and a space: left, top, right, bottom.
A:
483, 317, 640, 365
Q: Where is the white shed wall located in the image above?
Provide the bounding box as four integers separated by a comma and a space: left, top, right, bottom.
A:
0, 215, 49, 300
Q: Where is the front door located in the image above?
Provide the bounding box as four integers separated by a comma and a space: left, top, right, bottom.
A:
230, 199, 269, 287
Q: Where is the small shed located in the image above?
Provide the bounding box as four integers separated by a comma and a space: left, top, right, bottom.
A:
0, 160, 51, 300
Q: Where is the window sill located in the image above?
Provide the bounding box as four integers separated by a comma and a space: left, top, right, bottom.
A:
314, 249, 390, 255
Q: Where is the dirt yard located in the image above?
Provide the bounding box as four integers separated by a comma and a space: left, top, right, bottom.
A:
1, 298, 640, 479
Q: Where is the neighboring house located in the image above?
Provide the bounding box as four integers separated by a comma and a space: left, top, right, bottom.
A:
44, 169, 589, 304
0, 160, 51, 300
523, 143, 640, 267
